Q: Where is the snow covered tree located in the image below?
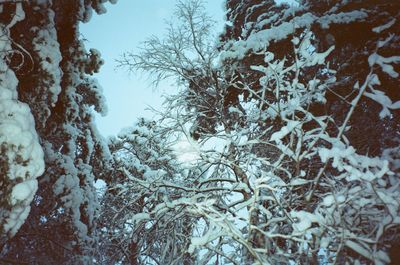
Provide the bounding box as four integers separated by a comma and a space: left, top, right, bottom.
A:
117, 0, 229, 141
0, 0, 115, 263
219, 0, 400, 262
0, 2, 45, 251
117, 0, 400, 264
221, 0, 400, 158
96, 118, 197, 264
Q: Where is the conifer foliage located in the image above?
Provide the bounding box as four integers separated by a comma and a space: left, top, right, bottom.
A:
0, 0, 114, 263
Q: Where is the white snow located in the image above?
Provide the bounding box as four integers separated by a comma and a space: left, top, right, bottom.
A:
10, 180, 38, 205
220, 8, 367, 63
220, 13, 317, 61
368, 53, 400, 78
173, 137, 200, 164
32, 8, 62, 106
3, 206, 31, 237
290, 210, 321, 232
94, 178, 107, 197
270, 120, 301, 143
0, 18, 45, 237
372, 18, 396, 33
317, 11, 368, 29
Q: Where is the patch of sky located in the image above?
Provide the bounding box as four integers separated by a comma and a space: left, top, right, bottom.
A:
80, 0, 225, 137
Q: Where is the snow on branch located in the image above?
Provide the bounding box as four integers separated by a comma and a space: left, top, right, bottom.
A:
0, 17, 45, 240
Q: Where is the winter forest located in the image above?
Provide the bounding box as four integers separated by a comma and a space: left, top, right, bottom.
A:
0, 0, 399, 264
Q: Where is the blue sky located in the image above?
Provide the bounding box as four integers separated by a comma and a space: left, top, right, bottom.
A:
80, 0, 225, 137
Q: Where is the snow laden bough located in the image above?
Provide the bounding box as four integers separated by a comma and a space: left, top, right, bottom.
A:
0, 4, 45, 243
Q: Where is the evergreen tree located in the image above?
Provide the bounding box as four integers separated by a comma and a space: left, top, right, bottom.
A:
0, 1, 115, 263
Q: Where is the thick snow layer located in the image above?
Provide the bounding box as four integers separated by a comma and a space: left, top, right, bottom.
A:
317, 11, 368, 29
32, 8, 62, 106
270, 120, 301, 143
2, 206, 31, 237
10, 180, 38, 205
173, 137, 201, 164
220, 10, 366, 61
220, 13, 317, 61
0, 20, 45, 238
